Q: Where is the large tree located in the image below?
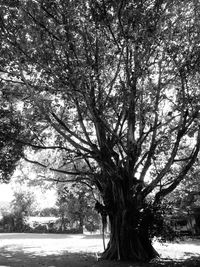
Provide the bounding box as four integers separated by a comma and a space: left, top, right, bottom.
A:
0, 0, 200, 262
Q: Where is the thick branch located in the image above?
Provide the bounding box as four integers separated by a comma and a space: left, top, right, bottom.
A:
51, 111, 91, 147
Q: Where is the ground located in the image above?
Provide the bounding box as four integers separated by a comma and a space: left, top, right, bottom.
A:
0, 233, 200, 267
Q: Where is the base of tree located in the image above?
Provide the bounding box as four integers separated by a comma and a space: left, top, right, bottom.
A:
100, 212, 159, 262
101, 235, 159, 262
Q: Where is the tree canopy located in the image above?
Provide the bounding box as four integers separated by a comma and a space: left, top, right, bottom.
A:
0, 107, 24, 182
0, 0, 200, 262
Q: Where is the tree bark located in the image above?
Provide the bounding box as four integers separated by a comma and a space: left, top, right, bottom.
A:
101, 208, 159, 262
60, 214, 66, 232
78, 215, 84, 234
98, 180, 159, 262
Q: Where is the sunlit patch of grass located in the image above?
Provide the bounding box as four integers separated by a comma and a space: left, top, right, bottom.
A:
153, 239, 200, 261
0, 234, 200, 266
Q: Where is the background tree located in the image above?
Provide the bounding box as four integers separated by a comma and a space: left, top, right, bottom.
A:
39, 207, 59, 217
163, 161, 200, 234
11, 190, 37, 231
56, 183, 100, 233
0, 202, 15, 232
166, 167, 200, 213
0, 0, 200, 262
0, 190, 37, 232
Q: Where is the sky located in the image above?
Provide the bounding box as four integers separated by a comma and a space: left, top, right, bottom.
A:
0, 161, 58, 210
0, 182, 57, 209
0, 183, 13, 202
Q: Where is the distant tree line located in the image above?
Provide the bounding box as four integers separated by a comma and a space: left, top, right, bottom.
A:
0, 185, 100, 233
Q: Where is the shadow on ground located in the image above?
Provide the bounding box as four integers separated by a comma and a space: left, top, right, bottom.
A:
0, 246, 200, 267
151, 256, 200, 267
0, 246, 95, 267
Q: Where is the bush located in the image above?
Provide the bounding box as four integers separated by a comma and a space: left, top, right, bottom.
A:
31, 223, 48, 233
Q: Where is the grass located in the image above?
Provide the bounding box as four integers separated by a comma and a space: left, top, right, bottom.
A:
0, 233, 199, 266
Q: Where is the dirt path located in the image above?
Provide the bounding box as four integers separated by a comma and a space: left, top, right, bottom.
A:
0, 233, 200, 267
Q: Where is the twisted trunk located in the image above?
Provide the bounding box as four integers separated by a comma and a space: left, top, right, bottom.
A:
99, 181, 159, 262
102, 210, 158, 261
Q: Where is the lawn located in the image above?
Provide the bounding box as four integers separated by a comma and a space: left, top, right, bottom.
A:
0, 233, 200, 267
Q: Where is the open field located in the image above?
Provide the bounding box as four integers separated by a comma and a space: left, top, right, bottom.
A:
0, 233, 200, 267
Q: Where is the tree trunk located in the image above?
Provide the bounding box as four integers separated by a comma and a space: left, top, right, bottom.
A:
101, 208, 159, 262
60, 214, 66, 232
78, 215, 84, 234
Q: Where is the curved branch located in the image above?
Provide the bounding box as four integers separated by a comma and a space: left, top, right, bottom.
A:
23, 156, 94, 176
15, 139, 72, 151
143, 110, 190, 197
154, 127, 200, 204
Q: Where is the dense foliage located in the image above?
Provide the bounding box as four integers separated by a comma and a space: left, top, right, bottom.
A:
0, 190, 36, 232
0, 109, 24, 182
56, 183, 100, 232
